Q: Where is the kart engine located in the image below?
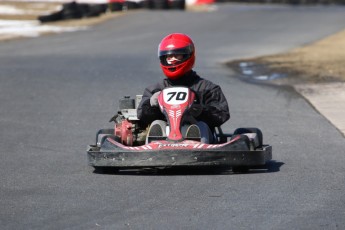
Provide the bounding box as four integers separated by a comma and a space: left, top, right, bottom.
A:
110, 96, 147, 146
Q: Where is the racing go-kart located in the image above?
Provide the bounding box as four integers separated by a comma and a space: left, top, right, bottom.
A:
87, 86, 272, 173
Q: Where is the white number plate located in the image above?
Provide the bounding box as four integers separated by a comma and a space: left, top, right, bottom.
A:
162, 87, 189, 105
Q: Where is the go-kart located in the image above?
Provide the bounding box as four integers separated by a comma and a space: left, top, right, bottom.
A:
87, 86, 272, 173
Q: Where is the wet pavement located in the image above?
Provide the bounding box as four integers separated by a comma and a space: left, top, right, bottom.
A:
237, 61, 288, 82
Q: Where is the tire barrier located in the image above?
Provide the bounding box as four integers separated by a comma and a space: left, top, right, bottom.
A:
38, 0, 344, 24
38, 0, 186, 23
123, 1, 140, 10
170, 0, 186, 10
38, 11, 63, 23
140, 0, 155, 9
38, 1, 108, 23
148, 0, 186, 10
152, 0, 170, 9
109, 2, 123, 11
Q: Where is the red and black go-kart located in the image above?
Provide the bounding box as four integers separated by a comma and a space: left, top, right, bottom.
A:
87, 86, 272, 173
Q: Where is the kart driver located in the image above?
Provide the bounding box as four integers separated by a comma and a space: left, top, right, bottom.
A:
137, 33, 230, 143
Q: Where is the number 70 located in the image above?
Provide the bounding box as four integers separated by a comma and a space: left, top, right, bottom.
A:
167, 92, 187, 101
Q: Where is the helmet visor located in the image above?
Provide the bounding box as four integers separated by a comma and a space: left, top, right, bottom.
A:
159, 45, 194, 66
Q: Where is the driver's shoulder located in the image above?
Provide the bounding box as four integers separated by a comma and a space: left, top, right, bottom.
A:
194, 76, 220, 92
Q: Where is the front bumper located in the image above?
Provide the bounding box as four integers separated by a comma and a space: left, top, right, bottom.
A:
87, 144, 272, 168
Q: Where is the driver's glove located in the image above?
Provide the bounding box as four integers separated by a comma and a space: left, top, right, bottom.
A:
150, 91, 161, 107
189, 104, 203, 117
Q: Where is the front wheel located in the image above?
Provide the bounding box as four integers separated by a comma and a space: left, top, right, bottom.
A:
93, 166, 119, 174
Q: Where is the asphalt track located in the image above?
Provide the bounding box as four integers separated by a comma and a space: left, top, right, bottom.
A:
1, 3, 345, 230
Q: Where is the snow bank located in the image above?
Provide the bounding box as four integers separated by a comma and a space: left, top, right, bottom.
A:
0, 19, 87, 37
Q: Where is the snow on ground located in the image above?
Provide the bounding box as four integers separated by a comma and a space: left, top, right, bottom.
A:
0, 19, 87, 37
0, 3, 87, 40
2, 0, 109, 3
0, 5, 39, 15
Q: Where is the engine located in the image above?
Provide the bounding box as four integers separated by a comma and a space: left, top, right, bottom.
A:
111, 95, 147, 146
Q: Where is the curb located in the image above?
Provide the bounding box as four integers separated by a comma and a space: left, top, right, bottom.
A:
294, 82, 345, 137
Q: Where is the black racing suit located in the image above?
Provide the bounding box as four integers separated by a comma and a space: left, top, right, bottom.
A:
137, 70, 230, 129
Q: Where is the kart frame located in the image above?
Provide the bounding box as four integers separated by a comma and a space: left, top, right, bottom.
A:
87, 128, 272, 170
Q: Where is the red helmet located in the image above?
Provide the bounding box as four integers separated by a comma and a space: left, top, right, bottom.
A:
158, 33, 195, 80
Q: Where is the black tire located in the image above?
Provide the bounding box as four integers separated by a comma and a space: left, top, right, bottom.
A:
232, 166, 250, 173
233, 127, 263, 147
123, 1, 140, 10
83, 4, 108, 17
170, 0, 185, 10
140, 0, 154, 9
94, 166, 119, 174
38, 11, 63, 23
109, 2, 123, 11
77, 3, 90, 17
288, 0, 301, 5
61, 2, 82, 19
153, 0, 169, 9
214, 127, 229, 143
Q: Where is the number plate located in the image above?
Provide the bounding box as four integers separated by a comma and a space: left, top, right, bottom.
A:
162, 87, 189, 105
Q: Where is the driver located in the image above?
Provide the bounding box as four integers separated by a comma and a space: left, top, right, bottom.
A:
137, 33, 230, 143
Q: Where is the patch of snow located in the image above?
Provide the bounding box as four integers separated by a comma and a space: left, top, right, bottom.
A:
0, 4, 62, 15
2, 0, 109, 3
0, 20, 87, 38
0, 5, 30, 15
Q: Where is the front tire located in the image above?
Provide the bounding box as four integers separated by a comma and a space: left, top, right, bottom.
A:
94, 166, 119, 174
232, 166, 249, 173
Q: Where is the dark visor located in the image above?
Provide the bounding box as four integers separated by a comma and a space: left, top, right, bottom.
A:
158, 45, 194, 57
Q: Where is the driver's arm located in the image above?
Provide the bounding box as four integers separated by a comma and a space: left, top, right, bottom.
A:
195, 84, 230, 128
137, 86, 165, 127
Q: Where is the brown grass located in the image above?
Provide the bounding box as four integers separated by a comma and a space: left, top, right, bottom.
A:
228, 29, 345, 84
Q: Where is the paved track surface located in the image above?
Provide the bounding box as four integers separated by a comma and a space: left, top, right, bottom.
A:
1, 4, 345, 229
